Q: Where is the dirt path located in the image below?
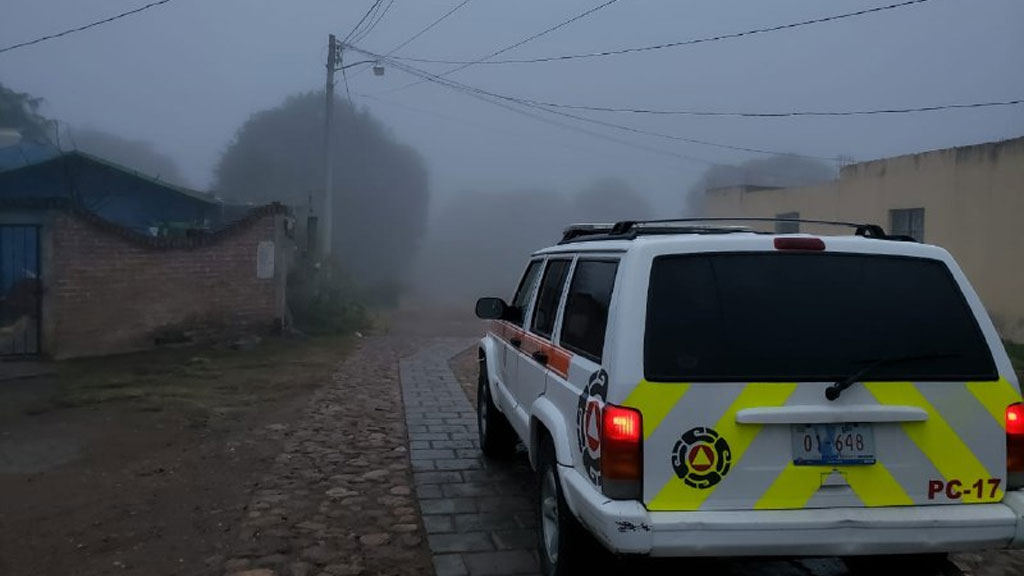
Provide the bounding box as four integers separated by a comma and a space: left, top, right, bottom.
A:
0, 336, 351, 576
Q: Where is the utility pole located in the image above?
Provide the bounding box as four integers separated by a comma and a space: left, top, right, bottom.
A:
322, 34, 338, 258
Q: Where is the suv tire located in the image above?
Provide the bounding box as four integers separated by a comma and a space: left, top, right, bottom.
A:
477, 356, 516, 458
537, 436, 594, 576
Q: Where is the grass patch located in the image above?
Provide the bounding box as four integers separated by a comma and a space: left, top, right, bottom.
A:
1004, 340, 1024, 372
49, 334, 352, 412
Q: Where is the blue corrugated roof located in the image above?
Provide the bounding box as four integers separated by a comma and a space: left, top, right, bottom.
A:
0, 151, 227, 233
0, 141, 61, 173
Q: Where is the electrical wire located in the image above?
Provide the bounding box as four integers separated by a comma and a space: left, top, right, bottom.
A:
389, 0, 937, 66
351, 45, 836, 162
341, 63, 354, 103
352, 0, 396, 44
344, 0, 385, 43
358, 91, 718, 164
386, 0, 476, 56
477, 97, 1024, 118
374, 0, 623, 95
0, 0, 177, 55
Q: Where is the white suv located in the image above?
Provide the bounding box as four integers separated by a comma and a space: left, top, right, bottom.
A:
474, 219, 1024, 576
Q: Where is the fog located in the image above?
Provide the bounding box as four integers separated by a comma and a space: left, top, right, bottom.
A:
2, 0, 1022, 303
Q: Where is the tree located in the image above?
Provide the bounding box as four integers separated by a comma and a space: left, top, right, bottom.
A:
0, 81, 52, 142
686, 156, 836, 214
69, 127, 188, 187
215, 92, 430, 291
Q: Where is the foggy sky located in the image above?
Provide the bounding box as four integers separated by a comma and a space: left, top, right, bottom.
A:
2, 0, 1022, 214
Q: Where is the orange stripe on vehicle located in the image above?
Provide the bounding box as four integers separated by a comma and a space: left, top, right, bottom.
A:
494, 321, 572, 379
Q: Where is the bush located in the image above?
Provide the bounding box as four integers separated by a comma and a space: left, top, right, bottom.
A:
287, 265, 370, 335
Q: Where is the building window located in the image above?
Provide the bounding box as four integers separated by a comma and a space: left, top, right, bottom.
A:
775, 212, 800, 234
890, 208, 925, 242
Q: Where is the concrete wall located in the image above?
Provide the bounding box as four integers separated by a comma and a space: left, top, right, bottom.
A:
703, 137, 1024, 342
47, 209, 288, 358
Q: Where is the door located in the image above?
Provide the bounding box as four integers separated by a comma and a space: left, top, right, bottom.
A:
494, 259, 543, 410
0, 226, 40, 355
631, 251, 1017, 512
514, 258, 572, 434
556, 259, 620, 486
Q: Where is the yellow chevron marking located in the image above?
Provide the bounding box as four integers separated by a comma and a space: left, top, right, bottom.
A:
756, 460, 913, 510
843, 462, 914, 507
755, 463, 820, 510
649, 383, 796, 511
866, 382, 1000, 503
967, 378, 1022, 430
622, 380, 690, 441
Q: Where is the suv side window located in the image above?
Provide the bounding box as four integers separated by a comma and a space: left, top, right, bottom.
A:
509, 260, 543, 327
530, 259, 572, 340
559, 260, 618, 362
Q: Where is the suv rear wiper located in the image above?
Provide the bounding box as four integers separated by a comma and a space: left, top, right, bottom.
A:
825, 353, 957, 401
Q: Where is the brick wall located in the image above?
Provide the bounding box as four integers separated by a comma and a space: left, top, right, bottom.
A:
48, 210, 286, 358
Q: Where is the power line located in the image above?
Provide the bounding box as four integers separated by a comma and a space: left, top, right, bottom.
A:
348, 0, 476, 81
373, 0, 623, 95
344, 0, 385, 43
353, 45, 834, 162
385, 0, 477, 56
352, 0, 396, 44
0, 0, 177, 55
389, 0, 936, 66
359, 91, 715, 164
480, 97, 1024, 118
341, 62, 354, 103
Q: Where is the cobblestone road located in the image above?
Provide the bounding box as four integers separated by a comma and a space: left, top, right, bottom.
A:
220, 335, 433, 576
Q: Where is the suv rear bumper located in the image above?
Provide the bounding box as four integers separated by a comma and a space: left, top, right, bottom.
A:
559, 465, 1024, 557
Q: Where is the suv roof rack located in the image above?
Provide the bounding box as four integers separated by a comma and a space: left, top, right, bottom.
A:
559, 217, 915, 244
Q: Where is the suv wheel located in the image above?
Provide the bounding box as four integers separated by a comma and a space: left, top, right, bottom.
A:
477, 357, 516, 458
537, 437, 592, 576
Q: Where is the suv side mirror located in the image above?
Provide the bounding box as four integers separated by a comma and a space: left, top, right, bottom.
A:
475, 297, 509, 320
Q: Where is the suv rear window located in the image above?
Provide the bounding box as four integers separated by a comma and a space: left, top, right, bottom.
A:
645, 253, 997, 382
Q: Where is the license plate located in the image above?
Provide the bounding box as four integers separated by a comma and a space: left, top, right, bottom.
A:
791, 423, 875, 465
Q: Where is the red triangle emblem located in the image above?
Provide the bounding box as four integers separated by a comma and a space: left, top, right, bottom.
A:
688, 444, 715, 472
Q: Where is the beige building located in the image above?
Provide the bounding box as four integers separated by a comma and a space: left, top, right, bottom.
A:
703, 137, 1024, 343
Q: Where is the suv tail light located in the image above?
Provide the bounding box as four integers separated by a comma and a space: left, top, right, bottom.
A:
602, 404, 642, 500
1007, 403, 1024, 488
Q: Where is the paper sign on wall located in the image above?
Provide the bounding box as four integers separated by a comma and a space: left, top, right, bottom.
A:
257, 241, 275, 279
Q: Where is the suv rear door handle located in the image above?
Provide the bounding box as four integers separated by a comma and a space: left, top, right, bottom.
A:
510, 337, 522, 348
532, 351, 548, 365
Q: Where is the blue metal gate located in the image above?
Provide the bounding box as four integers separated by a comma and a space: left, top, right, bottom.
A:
0, 226, 40, 355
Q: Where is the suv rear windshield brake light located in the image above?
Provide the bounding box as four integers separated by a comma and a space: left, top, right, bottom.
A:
774, 237, 825, 251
